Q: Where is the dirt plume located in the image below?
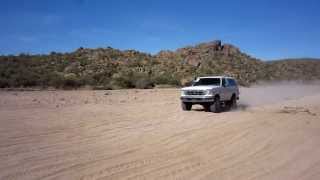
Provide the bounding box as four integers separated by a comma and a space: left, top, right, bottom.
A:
239, 81, 320, 108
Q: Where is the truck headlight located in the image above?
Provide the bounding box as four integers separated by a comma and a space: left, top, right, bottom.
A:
181, 90, 185, 96
206, 90, 214, 95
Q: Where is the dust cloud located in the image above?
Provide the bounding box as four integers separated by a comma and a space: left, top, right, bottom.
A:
238, 81, 320, 108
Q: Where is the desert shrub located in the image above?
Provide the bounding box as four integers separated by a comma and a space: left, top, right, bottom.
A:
107, 70, 154, 89
81, 75, 97, 86
152, 72, 180, 86
4, 68, 39, 87
19, 71, 39, 87
0, 77, 9, 88
93, 76, 113, 90
133, 75, 154, 89
46, 72, 64, 88
110, 72, 135, 89
62, 73, 82, 88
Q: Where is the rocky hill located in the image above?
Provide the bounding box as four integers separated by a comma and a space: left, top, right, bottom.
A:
0, 40, 320, 89
266, 58, 320, 81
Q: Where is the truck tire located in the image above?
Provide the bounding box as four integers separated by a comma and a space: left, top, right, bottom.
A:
229, 95, 237, 110
181, 102, 192, 111
210, 96, 221, 113
203, 104, 210, 112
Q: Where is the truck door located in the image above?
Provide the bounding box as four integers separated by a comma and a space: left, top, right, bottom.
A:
224, 78, 236, 100
226, 78, 236, 99
221, 78, 229, 101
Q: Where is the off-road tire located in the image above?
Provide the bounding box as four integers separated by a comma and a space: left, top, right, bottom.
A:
181, 102, 192, 111
203, 104, 211, 112
210, 96, 221, 113
228, 95, 237, 110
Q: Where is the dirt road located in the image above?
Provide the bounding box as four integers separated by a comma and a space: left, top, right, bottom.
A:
1, 85, 320, 180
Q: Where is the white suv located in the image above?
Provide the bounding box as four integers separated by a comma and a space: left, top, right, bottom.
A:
180, 76, 239, 113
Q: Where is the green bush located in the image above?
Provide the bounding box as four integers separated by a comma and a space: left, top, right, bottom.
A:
110, 72, 134, 89
134, 76, 154, 89
108, 71, 154, 89
62, 73, 82, 88
152, 72, 180, 86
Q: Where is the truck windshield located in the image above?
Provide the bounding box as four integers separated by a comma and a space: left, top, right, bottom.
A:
193, 78, 221, 86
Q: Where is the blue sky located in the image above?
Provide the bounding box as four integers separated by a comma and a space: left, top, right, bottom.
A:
0, 0, 319, 60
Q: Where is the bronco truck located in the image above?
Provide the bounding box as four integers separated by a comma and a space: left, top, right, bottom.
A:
180, 76, 239, 113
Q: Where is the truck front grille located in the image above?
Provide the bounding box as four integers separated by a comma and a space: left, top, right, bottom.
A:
185, 90, 206, 95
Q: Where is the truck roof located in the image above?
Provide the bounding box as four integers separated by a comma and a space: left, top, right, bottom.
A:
197, 76, 235, 79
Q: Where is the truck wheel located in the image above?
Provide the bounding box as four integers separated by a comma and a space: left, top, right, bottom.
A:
229, 95, 237, 109
203, 104, 210, 112
181, 102, 192, 111
210, 96, 221, 113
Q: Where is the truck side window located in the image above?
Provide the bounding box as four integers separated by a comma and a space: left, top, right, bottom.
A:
229, 79, 237, 86
225, 79, 230, 87
227, 79, 233, 86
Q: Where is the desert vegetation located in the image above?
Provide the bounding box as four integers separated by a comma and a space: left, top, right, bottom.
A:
1, 40, 320, 89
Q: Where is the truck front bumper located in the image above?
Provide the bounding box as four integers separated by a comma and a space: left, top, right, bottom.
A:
180, 96, 215, 103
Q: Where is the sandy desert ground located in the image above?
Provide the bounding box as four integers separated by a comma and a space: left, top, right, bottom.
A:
1, 83, 320, 180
